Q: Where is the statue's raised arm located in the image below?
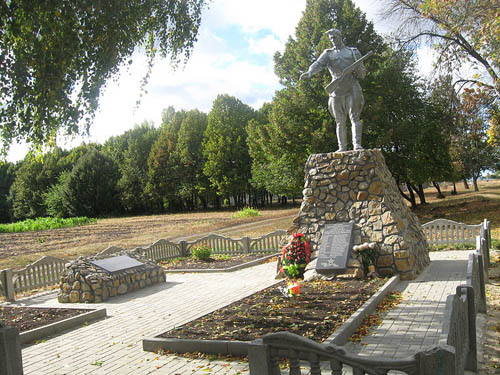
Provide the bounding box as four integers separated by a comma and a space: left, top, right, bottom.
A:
301, 28, 371, 152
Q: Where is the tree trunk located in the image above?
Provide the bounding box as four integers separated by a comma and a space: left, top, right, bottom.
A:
396, 182, 417, 209
472, 176, 479, 192
410, 184, 426, 205
463, 177, 470, 189
432, 181, 445, 199
406, 184, 417, 208
417, 184, 427, 205
451, 182, 457, 195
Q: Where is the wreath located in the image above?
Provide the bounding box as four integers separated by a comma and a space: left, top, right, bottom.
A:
280, 233, 311, 280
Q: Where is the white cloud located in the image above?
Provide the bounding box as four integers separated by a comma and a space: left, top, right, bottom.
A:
249, 35, 283, 56
203, 0, 305, 42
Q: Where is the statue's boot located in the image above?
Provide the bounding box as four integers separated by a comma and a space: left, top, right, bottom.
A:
353, 122, 363, 150
336, 123, 348, 152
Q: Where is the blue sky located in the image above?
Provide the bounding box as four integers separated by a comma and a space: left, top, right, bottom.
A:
6, 0, 436, 162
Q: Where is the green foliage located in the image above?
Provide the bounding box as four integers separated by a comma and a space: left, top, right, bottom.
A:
0, 161, 17, 223
492, 239, 500, 250
9, 147, 70, 220
250, 0, 388, 195
43, 171, 71, 218
203, 95, 256, 198
387, 0, 499, 94
0, 0, 207, 154
114, 122, 160, 213
0, 216, 96, 233
147, 109, 189, 212
429, 243, 476, 252
174, 109, 212, 210
63, 149, 120, 217
231, 207, 261, 219
191, 244, 212, 261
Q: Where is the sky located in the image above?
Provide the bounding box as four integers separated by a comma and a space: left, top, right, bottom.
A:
6, 0, 436, 162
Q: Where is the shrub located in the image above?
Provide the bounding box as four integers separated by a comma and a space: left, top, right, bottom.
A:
231, 207, 261, 219
191, 244, 212, 261
492, 239, 500, 250
0, 216, 96, 233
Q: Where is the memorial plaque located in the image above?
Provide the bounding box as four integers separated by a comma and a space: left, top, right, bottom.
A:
90, 255, 144, 273
316, 222, 354, 273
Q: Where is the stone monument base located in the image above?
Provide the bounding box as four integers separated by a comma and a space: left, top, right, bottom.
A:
289, 149, 430, 280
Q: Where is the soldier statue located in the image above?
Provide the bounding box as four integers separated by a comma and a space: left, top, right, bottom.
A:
300, 28, 371, 151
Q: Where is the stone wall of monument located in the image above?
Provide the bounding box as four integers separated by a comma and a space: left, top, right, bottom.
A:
291, 149, 430, 280
58, 252, 165, 303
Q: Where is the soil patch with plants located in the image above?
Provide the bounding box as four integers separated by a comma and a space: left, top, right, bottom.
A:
161, 254, 275, 270
0, 306, 93, 332
160, 277, 386, 342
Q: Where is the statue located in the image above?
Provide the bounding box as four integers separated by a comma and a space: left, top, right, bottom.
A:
300, 28, 371, 151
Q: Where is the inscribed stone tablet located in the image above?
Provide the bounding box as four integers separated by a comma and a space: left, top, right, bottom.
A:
316, 223, 354, 273
90, 255, 143, 273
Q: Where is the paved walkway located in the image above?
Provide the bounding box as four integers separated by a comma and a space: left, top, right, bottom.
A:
344, 250, 473, 358
18, 262, 280, 374
15, 251, 478, 374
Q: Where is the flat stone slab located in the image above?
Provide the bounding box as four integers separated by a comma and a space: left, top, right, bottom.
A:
90, 255, 144, 273
316, 222, 354, 273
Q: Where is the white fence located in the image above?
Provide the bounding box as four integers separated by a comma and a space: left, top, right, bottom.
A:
0, 230, 286, 301
1, 219, 493, 302
422, 219, 482, 246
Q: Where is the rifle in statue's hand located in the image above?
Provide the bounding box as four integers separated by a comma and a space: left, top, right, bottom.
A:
325, 51, 373, 94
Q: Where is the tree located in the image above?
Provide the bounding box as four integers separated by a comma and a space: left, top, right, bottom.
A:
0, 0, 206, 154
203, 95, 256, 206
251, 0, 385, 197
9, 147, 69, 220
115, 122, 159, 213
62, 149, 120, 217
385, 0, 500, 94
247, 103, 305, 199
0, 161, 17, 222
147, 109, 188, 212
174, 109, 211, 210
452, 89, 499, 191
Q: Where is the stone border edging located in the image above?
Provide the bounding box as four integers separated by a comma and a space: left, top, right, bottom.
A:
325, 274, 400, 346
20, 308, 107, 344
142, 275, 399, 356
164, 253, 279, 273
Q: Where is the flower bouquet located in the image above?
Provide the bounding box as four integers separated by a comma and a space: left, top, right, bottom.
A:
281, 233, 311, 279
353, 242, 377, 277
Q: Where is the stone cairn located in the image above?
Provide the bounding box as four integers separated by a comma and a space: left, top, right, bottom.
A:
289, 149, 430, 280
58, 252, 165, 303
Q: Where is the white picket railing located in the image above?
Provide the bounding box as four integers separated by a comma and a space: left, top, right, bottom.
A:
0, 230, 286, 301
422, 219, 481, 246
1, 219, 492, 302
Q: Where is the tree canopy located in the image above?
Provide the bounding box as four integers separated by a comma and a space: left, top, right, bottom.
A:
385, 0, 500, 95
0, 0, 207, 155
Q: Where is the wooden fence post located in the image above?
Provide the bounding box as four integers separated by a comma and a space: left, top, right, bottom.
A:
1, 269, 15, 302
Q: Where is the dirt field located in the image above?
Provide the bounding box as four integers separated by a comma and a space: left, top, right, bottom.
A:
0, 207, 297, 270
